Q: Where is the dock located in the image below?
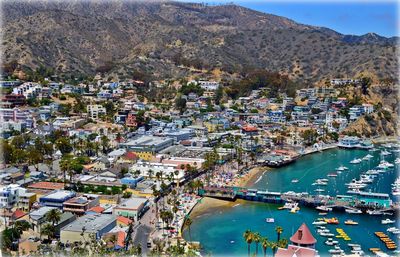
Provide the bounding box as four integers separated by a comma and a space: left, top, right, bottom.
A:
198, 186, 397, 213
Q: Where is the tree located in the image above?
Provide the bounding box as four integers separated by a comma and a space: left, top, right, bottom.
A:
175, 97, 187, 114
254, 232, 261, 256
45, 208, 62, 226
184, 217, 193, 242
277, 238, 288, 249
261, 237, 269, 257
56, 137, 73, 155
243, 230, 254, 257
41, 223, 55, 240
275, 226, 283, 242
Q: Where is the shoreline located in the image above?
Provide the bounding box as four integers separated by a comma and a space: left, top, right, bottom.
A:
186, 166, 268, 221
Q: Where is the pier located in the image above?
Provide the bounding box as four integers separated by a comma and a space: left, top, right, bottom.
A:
198, 186, 397, 213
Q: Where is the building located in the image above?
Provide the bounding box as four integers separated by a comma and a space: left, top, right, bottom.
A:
196, 80, 219, 91
17, 192, 37, 212
29, 206, 58, 233
0, 184, 26, 208
275, 223, 319, 257
130, 160, 186, 183
12, 82, 42, 98
1, 94, 26, 107
87, 105, 106, 120
63, 194, 100, 215
112, 197, 149, 221
39, 190, 76, 209
126, 112, 138, 127
120, 136, 174, 160
60, 214, 116, 243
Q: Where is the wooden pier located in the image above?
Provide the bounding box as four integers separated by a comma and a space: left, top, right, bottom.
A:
198, 186, 397, 213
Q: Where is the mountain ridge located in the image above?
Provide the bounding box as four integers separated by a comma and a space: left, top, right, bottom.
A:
2, 1, 398, 82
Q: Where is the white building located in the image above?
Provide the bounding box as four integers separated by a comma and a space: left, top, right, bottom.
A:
0, 184, 26, 208
190, 80, 219, 91
362, 103, 374, 114
12, 82, 42, 98
130, 160, 186, 182
87, 105, 106, 120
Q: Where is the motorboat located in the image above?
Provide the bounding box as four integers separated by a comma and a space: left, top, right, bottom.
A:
329, 246, 344, 254
345, 219, 359, 225
347, 182, 367, 189
291, 179, 299, 183
381, 150, 391, 156
312, 179, 328, 186
336, 165, 348, 171
345, 208, 362, 214
324, 217, 339, 224
319, 212, 328, 216
316, 206, 333, 212
314, 189, 325, 193
395, 158, 400, 164
366, 169, 380, 175
312, 220, 327, 225
360, 174, 374, 183
320, 232, 335, 237
325, 238, 339, 245
382, 219, 396, 225
327, 173, 338, 177
317, 228, 330, 233
367, 210, 383, 215
362, 154, 373, 160
266, 218, 275, 223
350, 158, 362, 164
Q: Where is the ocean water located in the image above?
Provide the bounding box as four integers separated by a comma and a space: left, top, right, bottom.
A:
183, 148, 399, 257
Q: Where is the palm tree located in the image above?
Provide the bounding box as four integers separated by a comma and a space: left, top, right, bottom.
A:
275, 226, 283, 242
174, 170, 180, 187
41, 223, 55, 240
261, 237, 269, 257
45, 209, 62, 226
185, 217, 193, 242
253, 232, 261, 256
270, 242, 278, 257
277, 239, 288, 249
148, 169, 154, 180
243, 230, 254, 257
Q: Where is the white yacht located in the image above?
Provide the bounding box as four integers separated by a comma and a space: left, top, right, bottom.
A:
382, 219, 396, 225
345, 208, 362, 214
336, 165, 348, 171
350, 158, 362, 164
325, 238, 338, 246
381, 150, 391, 156
316, 206, 333, 212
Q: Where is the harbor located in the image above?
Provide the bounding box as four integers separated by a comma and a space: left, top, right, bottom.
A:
184, 146, 399, 256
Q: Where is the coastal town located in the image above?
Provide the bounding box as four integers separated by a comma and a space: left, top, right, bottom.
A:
0, 69, 398, 257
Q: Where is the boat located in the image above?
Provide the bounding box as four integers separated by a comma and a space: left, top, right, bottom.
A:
345, 208, 362, 214
312, 179, 328, 186
324, 217, 339, 224
291, 179, 299, 183
329, 246, 344, 254
395, 158, 400, 164
266, 218, 275, 223
316, 206, 332, 212
350, 158, 362, 164
367, 210, 383, 215
381, 150, 391, 156
314, 189, 325, 193
320, 232, 335, 237
312, 220, 327, 225
381, 219, 395, 225
345, 220, 358, 225
319, 212, 328, 216
336, 165, 348, 171
325, 238, 339, 246
327, 173, 338, 177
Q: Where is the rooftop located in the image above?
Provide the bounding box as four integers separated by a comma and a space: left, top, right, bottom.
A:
28, 182, 64, 190
61, 214, 116, 233
290, 223, 316, 245
116, 197, 148, 210
41, 190, 76, 200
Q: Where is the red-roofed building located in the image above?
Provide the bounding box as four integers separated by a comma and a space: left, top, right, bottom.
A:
276, 223, 319, 257
124, 152, 138, 161
27, 182, 64, 191
290, 223, 316, 248
104, 231, 126, 250
117, 216, 133, 227
12, 209, 27, 220
86, 206, 105, 214
242, 125, 258, 135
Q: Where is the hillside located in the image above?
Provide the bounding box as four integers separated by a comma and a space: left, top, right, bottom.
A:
2, 1, 398, 82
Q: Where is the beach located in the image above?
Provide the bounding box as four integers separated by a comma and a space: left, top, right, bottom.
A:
187, 166, 268, 220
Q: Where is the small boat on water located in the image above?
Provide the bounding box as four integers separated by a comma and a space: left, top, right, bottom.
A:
266, 218, 275, 223
320, 232, 335, 237
345, 208, 362, 214
350, 158, 362, 164
381, 219, 395, 225
318, 212, 328, 216
314, 189, 325, 193
336, 165, 348, 171
345, 219, 358, 225
316, 206, 332, 212
327, 173, 338, 177
325, 238, 339, 246
291, 179, 299, 183
324, 217, 339, 224
312, 220, 327, 225
329, 246, 344, 254
367, 210, 383, 215
381, 150, 391, 156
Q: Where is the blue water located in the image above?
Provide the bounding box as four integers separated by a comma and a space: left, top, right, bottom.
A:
183, 148, 399, 257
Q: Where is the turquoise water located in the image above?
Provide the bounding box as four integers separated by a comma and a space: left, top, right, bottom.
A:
183, 148, 399, 256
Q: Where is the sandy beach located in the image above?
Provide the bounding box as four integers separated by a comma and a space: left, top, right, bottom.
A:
187, 166, 269, 220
